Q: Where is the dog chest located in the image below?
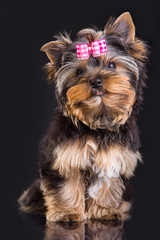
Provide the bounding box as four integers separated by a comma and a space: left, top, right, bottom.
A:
52, 137, 141, 178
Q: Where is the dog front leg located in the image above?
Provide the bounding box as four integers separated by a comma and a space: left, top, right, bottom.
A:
41, 170, 86, 222
86, 177, 124, 220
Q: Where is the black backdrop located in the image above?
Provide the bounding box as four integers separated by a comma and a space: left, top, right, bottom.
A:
1, 0, 160, 239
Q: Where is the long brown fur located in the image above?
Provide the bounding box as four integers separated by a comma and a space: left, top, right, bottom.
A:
18, 12, 148, 222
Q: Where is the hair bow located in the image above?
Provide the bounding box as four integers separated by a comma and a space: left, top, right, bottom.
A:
76, 39, 107, 60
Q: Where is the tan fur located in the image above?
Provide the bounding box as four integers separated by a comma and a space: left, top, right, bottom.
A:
66, 82, 91, 107
65, 67, 136, 130
87, 180, 132, 220
130, 38, 148, 61
87, 178, 124, 218
118, 201, 132, 221
93, 145, 141, 179
52, 137, 96, 177
42, 170, 85, 222
53, 137, 141, 179
102, 75, 136, 125
115, 12, 135, 42
49, 138, 140, 220
66, 95, 103, 129
86, 200, 122, 220
18, 12, 147, 223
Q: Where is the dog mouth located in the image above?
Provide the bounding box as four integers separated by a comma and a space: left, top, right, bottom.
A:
92, 89, 104, 96
96, 90, 103, 96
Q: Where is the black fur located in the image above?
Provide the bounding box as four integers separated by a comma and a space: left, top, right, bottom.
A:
18, 13, 148, 220
18, 179, 46, 214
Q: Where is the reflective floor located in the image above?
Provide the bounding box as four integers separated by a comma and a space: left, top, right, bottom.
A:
2, 202, 159, 240
44, 219, 124, 240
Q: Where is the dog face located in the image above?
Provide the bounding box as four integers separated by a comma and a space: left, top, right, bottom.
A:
41, 12, 147, 130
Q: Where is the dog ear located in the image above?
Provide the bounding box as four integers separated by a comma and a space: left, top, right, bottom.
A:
114, 12, 135, 42
105, 12, 135, 43
41, 40, 60, 64
41, 33, 72, 67
41, 34, 72, 83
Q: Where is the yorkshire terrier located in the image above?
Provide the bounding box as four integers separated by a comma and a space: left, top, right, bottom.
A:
18, 12, 148, 222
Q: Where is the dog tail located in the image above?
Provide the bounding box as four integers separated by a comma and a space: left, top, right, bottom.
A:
18, 179, 46, 215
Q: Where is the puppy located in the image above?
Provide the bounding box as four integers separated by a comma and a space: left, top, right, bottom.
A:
18, 12, 148, 222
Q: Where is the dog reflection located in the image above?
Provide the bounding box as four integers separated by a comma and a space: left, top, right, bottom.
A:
44, 219, 125, 240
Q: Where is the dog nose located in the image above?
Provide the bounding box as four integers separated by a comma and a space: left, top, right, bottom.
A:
91, 79, 102, 89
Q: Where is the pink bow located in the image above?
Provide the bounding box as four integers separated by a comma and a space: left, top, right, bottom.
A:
76, 39, 107, 60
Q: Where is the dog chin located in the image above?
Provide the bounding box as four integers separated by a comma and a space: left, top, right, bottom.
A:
65, 92, 131, 130
85, 117, 117, 131
75, 97, 119, 131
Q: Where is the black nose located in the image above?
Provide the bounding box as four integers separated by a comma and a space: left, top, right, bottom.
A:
91, 79, 102, 89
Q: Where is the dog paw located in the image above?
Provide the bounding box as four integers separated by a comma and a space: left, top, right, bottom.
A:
100, 212, 122, 221
60, 214, 85, 222
46, 212, 85, 222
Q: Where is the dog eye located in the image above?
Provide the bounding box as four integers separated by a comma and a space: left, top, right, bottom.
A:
76, 69, 84, 75
107, 62, 116, 69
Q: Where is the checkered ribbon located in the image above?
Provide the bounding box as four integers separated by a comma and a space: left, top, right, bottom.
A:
76, 39, 107, 60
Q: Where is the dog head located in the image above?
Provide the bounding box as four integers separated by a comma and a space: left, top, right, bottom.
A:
41, 12, 147, 131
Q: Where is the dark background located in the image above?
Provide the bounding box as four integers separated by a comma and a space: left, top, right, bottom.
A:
1, 0, 160, 239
